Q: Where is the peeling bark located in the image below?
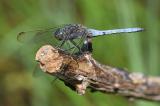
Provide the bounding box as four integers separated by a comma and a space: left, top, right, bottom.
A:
35, 45, 160, 101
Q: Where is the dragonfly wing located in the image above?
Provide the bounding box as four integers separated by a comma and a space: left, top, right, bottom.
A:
17, 28, 59, 46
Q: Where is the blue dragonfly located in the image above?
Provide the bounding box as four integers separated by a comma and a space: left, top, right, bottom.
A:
17, 24, 144, 82
17, 24, 144, 54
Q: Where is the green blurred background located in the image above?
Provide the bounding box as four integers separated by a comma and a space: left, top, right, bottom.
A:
0, 0, 160, 106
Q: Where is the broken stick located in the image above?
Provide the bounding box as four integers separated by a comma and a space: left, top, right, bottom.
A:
35, 45, 160, 101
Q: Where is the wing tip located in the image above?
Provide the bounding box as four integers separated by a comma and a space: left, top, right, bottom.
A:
17, 32, 25, 42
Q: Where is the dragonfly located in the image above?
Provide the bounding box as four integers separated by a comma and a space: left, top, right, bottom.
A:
17, 24, 144, 54
17, 24, 144, 83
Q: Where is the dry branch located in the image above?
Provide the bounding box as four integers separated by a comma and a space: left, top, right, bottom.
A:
35, 45, 160, 101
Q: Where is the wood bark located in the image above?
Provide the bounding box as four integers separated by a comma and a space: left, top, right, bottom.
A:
35, 45, 160, 101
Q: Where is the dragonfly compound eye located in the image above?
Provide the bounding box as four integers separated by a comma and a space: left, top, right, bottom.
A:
54, 28, 61, 35
54, 28, 64, 40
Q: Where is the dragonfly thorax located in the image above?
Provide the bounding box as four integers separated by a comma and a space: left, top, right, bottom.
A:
53, 24, 89, 41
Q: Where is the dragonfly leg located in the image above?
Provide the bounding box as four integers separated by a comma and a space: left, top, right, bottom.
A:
65, 41, 76, 51
66, 41, 71, 50
70, 40, 82, 52
57, 40, 65, 48
54, 40, 66, 52
55, 41, 75, 52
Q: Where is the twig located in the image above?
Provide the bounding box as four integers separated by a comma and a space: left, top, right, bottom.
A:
35, 45, 160, 101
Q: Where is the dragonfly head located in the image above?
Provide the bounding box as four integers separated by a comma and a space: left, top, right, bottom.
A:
54, 28, 64, 40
